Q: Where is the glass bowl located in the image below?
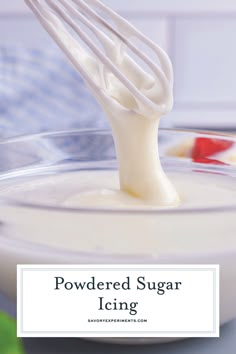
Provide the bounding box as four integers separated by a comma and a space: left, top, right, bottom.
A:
0, 128, 235, 344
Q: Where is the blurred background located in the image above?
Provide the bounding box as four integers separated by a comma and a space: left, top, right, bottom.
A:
1, 0, 236, 137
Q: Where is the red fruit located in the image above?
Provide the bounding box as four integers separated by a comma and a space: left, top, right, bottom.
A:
192, 138, 233, 160
193, 157, 228, 165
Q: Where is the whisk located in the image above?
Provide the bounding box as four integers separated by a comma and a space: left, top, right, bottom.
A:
25, 0, 173, 117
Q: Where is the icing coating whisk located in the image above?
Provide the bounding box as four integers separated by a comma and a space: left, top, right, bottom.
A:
25, 0, 173, 116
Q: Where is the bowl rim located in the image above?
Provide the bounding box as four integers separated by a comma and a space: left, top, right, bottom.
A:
0, 128, 236, 215
0, 127, 236, 144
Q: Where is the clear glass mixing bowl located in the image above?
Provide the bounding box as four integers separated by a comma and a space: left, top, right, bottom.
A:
0, 128, 235, 341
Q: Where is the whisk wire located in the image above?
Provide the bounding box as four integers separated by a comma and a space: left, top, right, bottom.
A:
25, 0, 173, 115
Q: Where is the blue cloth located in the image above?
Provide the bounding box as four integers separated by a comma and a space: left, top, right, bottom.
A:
0, 47, 108, 138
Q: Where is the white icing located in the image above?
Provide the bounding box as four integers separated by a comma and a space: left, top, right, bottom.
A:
1, 171, 236, 255
27, 0, 179, 206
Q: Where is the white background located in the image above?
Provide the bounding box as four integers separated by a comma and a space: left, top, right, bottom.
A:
17, 265, 219, 338
1, 0, 236, 128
